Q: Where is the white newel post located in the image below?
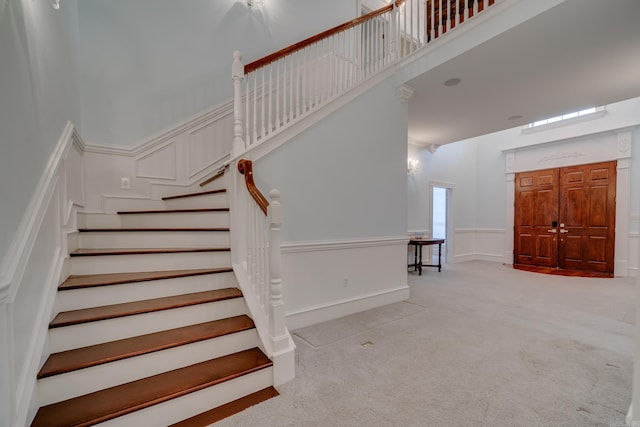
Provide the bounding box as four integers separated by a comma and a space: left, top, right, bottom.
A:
268, 189, 287, 352
232, 51, 246, 157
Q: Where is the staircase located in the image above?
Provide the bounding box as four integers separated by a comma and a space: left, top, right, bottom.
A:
31, 172, 279, 426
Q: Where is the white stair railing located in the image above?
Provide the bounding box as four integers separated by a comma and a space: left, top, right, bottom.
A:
231, 0, 497, 157
231, 159, 293, 385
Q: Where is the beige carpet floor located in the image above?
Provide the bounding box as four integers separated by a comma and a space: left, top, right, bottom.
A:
216, 261, 635, 427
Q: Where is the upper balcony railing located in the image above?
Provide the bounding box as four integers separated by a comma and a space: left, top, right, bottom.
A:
231, 0, 496, 157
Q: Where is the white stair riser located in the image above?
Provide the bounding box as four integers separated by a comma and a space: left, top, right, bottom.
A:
78, 213, 121, 229
163, 193, 228, 210
99, 366, 273, 427
102, 197, 165, 214
120, 212, 229, 228
70, 251, 231, 275
39, 329, 259, 405
56, 272, 237, 312
78, 231, 230, 249
49, 298, 247, 352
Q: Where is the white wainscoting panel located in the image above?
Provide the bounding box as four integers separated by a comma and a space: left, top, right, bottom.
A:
136, 141, 177, 180
453, 228, 505, 263
630, 232, 639, 278
188, 113, 233, 179
83, 100, 233, 212
0, 122, 86, 427
281, 237, 410, 330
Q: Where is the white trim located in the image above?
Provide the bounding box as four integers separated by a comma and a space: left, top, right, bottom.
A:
286, 285, 410, 331
0, 121, 75, 303
502, 125, 637, 154
429, 180, 456, 189
281, 236, 409, 254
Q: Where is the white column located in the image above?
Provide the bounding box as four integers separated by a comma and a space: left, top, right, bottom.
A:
504, 151, 516, 265
615, 158, 631, 277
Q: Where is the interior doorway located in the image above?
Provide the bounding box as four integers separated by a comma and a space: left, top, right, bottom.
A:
513, 161, 616, 275
430, 182, 453, 264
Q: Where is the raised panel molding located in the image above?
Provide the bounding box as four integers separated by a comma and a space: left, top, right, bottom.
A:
188, 113, 233, 179
135, 141, 177, 180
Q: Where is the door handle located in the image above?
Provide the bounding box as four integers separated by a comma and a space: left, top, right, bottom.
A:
547, 229, 557, 233
560, 229, 569, 233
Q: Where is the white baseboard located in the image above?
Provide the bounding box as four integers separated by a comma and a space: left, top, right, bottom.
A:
286, 285, 410, 331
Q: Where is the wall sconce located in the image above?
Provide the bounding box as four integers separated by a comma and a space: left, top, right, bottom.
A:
407, 158, 419, 174
247, 0, 265, 6
51, 0, 61, 9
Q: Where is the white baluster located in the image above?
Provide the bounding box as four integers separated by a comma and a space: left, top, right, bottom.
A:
260, 69, 266, 138
268, 63, 273, 135
438, 0, 444, 36
283, 56, 288, 124
232, 51, 245, 157
245, 79, 250, 146
252, 73, 258, 143
430, 0, 435, 41
290, 53, 295, 117
474, 0, 479, 16
275, 61, 280, 130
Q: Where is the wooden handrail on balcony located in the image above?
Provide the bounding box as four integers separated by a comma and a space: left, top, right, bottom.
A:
244, 0, 405, 74
238, 159, 269, 215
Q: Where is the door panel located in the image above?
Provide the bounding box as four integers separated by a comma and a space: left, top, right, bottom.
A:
514, 161, 616, 274
514, 168, 559, 267
558, 161, 616, 274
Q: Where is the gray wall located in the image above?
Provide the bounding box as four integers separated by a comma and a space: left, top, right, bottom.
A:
77, 0, 356, 147
257, 79, 408, 243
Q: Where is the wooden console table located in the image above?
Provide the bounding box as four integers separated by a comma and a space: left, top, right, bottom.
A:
408, 238, 445, 275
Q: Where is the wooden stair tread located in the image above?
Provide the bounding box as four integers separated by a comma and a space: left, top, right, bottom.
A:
78, 227, 230, 232
117, 208, 229, 214
59, 268, 233, 290
169, 386, 279, 427
31, 348, 271, 427
163, 189, 226, 200
50, 288, 242, 328
39, 315, 255, 379
70, 247, 230, 256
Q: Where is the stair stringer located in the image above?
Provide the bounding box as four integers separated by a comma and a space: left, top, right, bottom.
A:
233, 263, 295, 386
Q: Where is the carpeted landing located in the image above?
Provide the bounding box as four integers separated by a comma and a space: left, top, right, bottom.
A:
216, 261, 635, 427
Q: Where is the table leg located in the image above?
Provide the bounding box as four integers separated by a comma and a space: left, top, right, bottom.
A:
437, 243, 442, 272
418, 245, 423, 275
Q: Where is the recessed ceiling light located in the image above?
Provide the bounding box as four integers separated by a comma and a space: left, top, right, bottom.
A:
508, 114, 523, 121
444, 78, 461, 87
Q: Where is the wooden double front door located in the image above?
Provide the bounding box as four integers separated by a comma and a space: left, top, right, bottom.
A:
514, 161, 616, 274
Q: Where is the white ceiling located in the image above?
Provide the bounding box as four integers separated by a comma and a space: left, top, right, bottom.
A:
407, 0, 640, 147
